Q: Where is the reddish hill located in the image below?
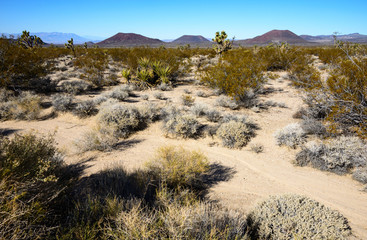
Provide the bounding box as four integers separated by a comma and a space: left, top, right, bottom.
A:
172, 35, 210, 44
97, 33, 163, 46
240, 30, 308, 45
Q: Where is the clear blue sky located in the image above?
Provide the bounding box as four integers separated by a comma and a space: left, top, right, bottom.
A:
1, 0, 366, 39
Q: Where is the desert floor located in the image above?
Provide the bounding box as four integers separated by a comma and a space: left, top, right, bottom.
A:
2, 71, 366, 239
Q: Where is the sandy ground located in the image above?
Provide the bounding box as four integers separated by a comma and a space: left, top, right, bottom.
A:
1, 73, 367, 239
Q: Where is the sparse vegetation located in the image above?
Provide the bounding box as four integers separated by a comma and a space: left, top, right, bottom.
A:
51, 94, 74, 112
217, 120, 252, 149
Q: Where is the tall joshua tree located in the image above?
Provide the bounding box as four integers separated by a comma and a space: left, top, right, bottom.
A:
212, 31, 233, 56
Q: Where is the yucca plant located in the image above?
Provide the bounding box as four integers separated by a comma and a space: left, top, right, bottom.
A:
155, 65, 172, 84
121, 68, 132, 83
138, 57, 151, 69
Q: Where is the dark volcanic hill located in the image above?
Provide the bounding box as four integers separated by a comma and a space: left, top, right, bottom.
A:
239, 30, 308, 45
97, 33, 163, 46
172, 35, 210, 44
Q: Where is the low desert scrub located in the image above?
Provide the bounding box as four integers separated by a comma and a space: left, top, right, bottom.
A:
216, 95, 239, 110
352, 168, 367, 184
156, 82, 172, 91
300, 118, 327, 136
0, 91, 42, 121
107, 85, 132, 101
57, 80, 92, 95
247, 194, 351, 239
250, 143, 264, 153
274, 123, 306, 148
181, 94, 195, 106
190, 103, 209, 117
295, 136, 367, 175
195, 90, 207, 97
73, 100, 98, 118
97, 103, 144, 139
137, 102, 161, 122
140, 94, 149, 100
76, 128, 118, 152
162, 108, 201, 138
51, 93, 74, 112
153, 92, 165, 100
146, 146, 210, 190
216, 120, 252, 149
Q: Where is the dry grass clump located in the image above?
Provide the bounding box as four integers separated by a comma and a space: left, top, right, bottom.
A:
181, 94, 195, 106
216, 120, 251, 149
295, 136, 367, 175
195, 90, 207, 97
247, 194, 351, 239
146, 146, 210, 190
274, 123, 306, 148
51, 93, 74, 112
57, 80, 92, 95
76, 129, 118, 152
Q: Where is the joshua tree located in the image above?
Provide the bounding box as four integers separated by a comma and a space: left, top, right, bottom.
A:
65, 38, 76, 57
212, 31, 233, 56
17, 30, 44, 49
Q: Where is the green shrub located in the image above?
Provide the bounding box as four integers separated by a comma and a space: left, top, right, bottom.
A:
247, 194, 351, 239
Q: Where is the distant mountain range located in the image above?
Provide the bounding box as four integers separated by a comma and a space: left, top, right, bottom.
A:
172, 35, 210, 44
2, 30, 367, 46
2, 32, 103, 44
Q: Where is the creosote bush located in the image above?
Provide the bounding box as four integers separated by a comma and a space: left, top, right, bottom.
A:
274, 123, 306, 148
247, 194, 351, 239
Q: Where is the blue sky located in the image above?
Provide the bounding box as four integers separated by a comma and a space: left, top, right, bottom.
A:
1, 0, 366, 39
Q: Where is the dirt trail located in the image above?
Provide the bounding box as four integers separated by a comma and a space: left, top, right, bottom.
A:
1, 75, 366, 239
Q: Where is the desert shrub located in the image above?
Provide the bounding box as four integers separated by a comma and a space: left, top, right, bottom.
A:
201, 49, 265, 102
146, 146, 210, 190
0, 101, 16, 121
108, 85, 130, 101
250, 143, 264, 153
190, 103, 209, 117
10, 91, 42, 120
137, 102, 161, 122
216, 95, 239, 110
0, 132, 61, 182
221, 114, 256, 131
289, 63, 322, 90
51, 93, 74, 112
352, 168, 367, 184
205, 109, 222, 122
73, 100, 98, 118
93, 95, 108, 105
97, 103, 144, 139
156, 82, 172, 91
216, 121, 251, 149
300, 118, 327, 136
247, 194, 351, 239
195, 90, 206, 97
274, 123, 306, 148
58, 80, 92, 95
153, 92, 164, 100
140, 94, 149, 100
76, 129, 118, 152
162, 112, 201, 138
181, 94, 195, 106
295, 136, 367, 175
